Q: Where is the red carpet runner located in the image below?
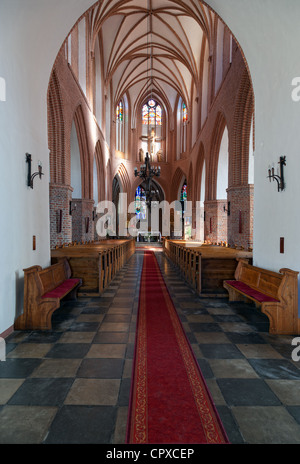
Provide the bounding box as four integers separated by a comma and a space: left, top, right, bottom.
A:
126, 251, 229, 444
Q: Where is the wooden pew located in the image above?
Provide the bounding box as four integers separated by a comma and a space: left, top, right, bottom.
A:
223, 259, 299, 334
15, 258, 82, 331
163, 239, 252, 295
51, 239, 135, 296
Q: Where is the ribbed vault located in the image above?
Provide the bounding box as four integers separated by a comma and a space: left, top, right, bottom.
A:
89, 0, 214, 115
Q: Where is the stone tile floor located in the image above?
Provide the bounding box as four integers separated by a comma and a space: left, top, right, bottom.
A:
1, 249, 300, 444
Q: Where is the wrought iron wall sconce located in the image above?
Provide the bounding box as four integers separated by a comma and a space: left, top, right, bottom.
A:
26, 153, 43, 188
267, 156, 286, 191
223, 201, 230, 216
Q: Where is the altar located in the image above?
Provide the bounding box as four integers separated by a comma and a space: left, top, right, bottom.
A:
137, 231, 162, 242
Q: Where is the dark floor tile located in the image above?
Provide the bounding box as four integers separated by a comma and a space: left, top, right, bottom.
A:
51, 317, 77, 331
180, 308, 209, 315
23, 331, 63, 344
248, 359, 300, 379
46, 343, 90, 359
81, 306, 107, 314
185, 332, 198, 344
68, 322, 100, 332
125, 343, 135, 359
196, 358, 214, 379
77, 358, 124, 378
188, 322, 223, 332
44, 405, 117, 444
8, 378, 73, 406
199, 344, 244, 359
118, 377, 132, 406
0, 358, 41, 378
104, 314, 131, 323
93, 332, 129, 344
286, 406, 300, 424
225, 332, 267, 345
4, 343, 18, 355
217, 378, 282, 406
212, 315, 244, 323
215, 405, 245, 444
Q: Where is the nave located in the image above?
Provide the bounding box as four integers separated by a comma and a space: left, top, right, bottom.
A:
1, 249, 300, 444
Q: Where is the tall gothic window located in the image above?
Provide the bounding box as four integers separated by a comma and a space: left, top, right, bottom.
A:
181, 101, 188, 153
142, 99, 162, 126
141, 99, 163, 160
116, 100, 124, 152
135, 185, 147, 220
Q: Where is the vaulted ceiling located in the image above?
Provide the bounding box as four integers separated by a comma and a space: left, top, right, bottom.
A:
89, 0, 215, 116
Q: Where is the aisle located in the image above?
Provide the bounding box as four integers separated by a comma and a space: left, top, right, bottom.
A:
126, 251, 229, 443
1, 251, 300, 444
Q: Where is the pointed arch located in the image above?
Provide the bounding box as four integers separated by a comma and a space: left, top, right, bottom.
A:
48, 69, 65, 184
194, 142, 205, 203
73, 105, 91, 199
94, 140, 105, 203
114, 162, 131, 196
170, 167, 186, 202
207, 111, 227, 200
231, 68, 254, 186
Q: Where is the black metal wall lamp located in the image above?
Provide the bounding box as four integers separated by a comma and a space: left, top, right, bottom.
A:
267, 156, 286, 192
26, 153, 44, 188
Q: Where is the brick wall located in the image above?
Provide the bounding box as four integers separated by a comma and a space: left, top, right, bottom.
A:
49, 184, 73, 248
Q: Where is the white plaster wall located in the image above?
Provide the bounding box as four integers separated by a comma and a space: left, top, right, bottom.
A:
1, 0, 300, 333
70, 121, 82, 198
216, 127, 228, 200
0, 0, 95, 334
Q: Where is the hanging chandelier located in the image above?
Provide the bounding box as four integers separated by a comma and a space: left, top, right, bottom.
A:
134, 152, 160, 207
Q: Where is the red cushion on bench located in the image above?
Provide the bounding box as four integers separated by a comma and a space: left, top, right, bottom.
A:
225, 280, 279, 303
42, 278, 81, 299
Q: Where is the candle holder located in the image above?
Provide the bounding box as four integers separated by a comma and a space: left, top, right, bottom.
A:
26, 153, 44, 189
267, 156, 286, 192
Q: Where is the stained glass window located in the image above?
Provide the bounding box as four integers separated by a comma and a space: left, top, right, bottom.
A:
135, 186, 147, 220
182, 102, 188, 124
116, 101, 123, 122
142, 100, 162, 126
180, 181, 187, 202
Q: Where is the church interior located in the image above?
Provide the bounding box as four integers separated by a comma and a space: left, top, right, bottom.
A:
1, 0, 300, 445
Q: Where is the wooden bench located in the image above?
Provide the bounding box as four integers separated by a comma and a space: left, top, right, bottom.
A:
163, 239, 252, 295
223, 259, 299, 334
14, 258, 82, 330
51, 239, 135, 296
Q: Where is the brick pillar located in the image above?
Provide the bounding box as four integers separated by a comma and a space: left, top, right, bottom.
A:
204, 200, 228, 243
71, 198, 95, 242
49, 183, 73, 249
227, 185, 254, 249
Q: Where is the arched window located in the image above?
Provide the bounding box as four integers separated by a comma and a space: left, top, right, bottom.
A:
142, 99, 162, 126
141, 99, 163, 161
181, 101, 188, 153
180, 179, 191, 239
116, 100, 124, 152
116, 101, 123, 122
135, 185, 147, 220
182, 102, 188, 124
180, 180, 187, 202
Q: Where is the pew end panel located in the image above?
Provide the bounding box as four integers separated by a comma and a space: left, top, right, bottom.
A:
14, 259, 82, 331
224, 261, 299, 335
